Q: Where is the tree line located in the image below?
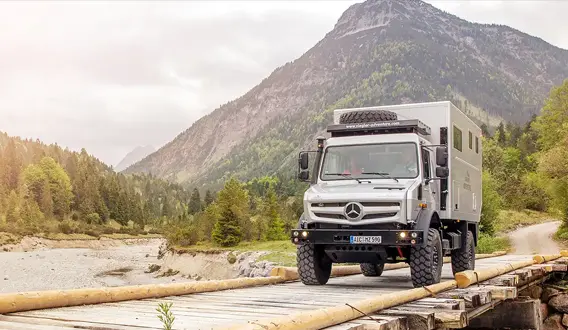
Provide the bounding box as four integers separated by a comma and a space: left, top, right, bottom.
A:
479, 79, 568, 239
0, 134, 191, 236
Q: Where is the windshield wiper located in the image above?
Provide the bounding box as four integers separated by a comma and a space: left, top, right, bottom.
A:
325, 173, 369, 183
361, 172, 399, 182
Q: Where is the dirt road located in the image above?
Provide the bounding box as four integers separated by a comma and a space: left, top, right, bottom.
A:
509, 220, 562, 255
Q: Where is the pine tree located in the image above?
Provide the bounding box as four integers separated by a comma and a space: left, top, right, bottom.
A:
6, 190, 21, 223
211, 208, 242, 247
188, 188, 202, 214
204, 190, 214, 206
264, 187, 286, 241
496, 122, 506, 146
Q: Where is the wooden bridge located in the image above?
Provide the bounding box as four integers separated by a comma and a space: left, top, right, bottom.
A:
0, 252, 566, 330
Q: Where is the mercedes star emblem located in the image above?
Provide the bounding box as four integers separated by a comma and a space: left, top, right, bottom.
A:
344, 202, 363, 220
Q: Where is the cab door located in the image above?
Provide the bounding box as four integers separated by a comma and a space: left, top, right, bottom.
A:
421, 147, 437, 210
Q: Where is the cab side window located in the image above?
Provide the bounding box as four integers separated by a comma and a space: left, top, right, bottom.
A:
421, 148, 431, 180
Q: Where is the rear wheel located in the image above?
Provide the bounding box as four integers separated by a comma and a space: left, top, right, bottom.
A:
410, 228, 443, 288
360, 263, 385, 277
297, 244, 332, 285
451, 230, 475, 275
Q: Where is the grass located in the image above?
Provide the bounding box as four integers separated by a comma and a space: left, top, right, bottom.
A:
173, 240, 296, 254
494, 209, 554, 233
0, 232, 19, 246
475, 233, 511, 254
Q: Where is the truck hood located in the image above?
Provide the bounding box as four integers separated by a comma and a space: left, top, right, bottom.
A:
305, 182, 412, 202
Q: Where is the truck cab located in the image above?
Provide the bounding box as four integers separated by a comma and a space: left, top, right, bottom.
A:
292, 101, 482, 288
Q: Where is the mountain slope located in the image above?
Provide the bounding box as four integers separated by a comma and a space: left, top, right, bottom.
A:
115, 145, 155, 172
124, 0, 568, 189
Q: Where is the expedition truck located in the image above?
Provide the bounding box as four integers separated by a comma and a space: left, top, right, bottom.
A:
292, 101, 482, 288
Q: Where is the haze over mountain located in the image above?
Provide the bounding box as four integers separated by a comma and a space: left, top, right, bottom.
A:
124, 0, 568, 189
115, 145, 155, 172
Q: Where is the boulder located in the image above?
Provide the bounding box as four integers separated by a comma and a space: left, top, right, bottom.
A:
527, 286, 543, 300
542, 303, 550, 320
562, 314, 568, 327
543, 314, 565, 330
543, 287, 561, 303
550, 294, 568, 313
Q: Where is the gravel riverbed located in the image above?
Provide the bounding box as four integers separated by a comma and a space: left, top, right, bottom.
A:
0, 238, 191, 294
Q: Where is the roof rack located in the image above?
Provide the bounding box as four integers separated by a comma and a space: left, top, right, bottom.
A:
327, 119, 431, 137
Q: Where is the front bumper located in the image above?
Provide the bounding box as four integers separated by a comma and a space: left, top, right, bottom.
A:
290, 229, 424, 246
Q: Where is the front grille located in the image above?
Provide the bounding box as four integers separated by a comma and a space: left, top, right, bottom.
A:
311, 202, 400, 208
314, 213, 346, 220
362, 213, 397, 220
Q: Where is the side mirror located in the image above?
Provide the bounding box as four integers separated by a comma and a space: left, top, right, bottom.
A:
436, 146, 448, 167
299, 152, 309, 171
436, 166, 449, 178
298, 170, 310, 182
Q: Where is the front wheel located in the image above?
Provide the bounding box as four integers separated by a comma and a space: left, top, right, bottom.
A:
451, 230, 475, 275
360, 263, 385, 277
297, 244, 332, 285
410, 228, 443, 288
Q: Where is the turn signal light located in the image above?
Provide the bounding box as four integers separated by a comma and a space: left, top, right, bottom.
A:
419, 203, 427, 209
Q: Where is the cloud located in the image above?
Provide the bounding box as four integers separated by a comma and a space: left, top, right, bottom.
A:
0, 0, 566, 166
0, 0, 356, 165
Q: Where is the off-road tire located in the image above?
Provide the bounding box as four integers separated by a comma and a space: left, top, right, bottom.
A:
297, 244, 332, 285
451, 230, 475, 275
360, 263, 385, 277
339, 110, 397, 124
410, 228, 443, 288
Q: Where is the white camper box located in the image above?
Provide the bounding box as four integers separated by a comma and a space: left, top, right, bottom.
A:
332, 101, 482, 223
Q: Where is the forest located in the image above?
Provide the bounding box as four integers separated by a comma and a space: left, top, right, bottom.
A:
2, 79, 568, 252
0, 136, 191, 237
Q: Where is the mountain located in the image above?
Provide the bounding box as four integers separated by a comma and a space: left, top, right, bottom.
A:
124, 0, 568, 189
115, 145, 155, 172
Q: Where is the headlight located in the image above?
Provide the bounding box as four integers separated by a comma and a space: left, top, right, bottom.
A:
411, 232, 418, 238
302, 231, 308, 238
293, 231, 299, 237
399, 232, 407, 238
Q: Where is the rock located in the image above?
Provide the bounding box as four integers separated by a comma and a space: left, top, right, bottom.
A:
542, 303, 550, 320
145, 254, 150, 258
543, 314, 565, 330
527, 286, 543, 300
544, 287, 561, 303
549, 294, 568, 313
3, 275, 8, 280
562, 314, 568, 327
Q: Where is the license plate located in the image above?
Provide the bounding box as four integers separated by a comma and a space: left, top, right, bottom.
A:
350, 236, 382, 244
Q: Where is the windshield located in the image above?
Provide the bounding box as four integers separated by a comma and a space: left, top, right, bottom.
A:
319, 142, 419, 181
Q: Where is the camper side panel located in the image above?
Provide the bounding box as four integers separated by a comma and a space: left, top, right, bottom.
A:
447, 104, 482, 223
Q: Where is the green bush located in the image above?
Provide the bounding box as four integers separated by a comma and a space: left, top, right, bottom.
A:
480, 171, 501, 235
85, 213, 101, 225
476, 233, 511, 254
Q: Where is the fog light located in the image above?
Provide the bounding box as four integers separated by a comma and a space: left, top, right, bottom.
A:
411, 232, 417, 238
293, 231, 299, 237
302, 231, 308, 238
411, 239, 416, 244
294, 238, 299, 243
399, 232, 407, 238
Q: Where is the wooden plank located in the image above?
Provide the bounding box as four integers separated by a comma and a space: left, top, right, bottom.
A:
471, 286, 517, 300
405, 299, 465, 310
436, 290, 487, 308
540, 263, 568, 272
379, 309, 435, 330
466, 297, 541, 329
479, 274, 518, 287
324, 316, 408, 330
386, 307, 467, 329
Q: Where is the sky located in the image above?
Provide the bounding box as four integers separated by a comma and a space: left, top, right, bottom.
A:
1, 0, 567, 166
